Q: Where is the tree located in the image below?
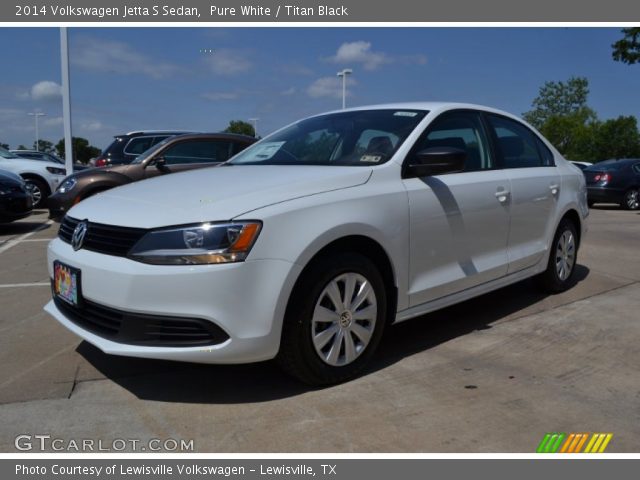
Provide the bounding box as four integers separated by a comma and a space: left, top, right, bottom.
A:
224, 120, 255, 137
16, 144, 27, 150
33, 139, 54, 153
523, 76, 595, 130
612, 28, 640, 65
55, 137, 101, 164
0, 142, 9, 149
590, 116, 640, 160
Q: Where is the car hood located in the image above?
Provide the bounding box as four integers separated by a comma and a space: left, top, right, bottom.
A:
67, 165, 372, 228
70, 164, 130, 179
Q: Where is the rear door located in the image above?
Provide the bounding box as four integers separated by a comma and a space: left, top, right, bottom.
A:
484, 114, 561, 273
403, 110, 511, 306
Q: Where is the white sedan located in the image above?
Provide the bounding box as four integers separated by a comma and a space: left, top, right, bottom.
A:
44, 103, 588, 385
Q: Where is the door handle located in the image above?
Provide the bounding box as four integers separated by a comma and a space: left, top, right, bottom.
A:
549, 184, 559, 195
495, 189, 510, 203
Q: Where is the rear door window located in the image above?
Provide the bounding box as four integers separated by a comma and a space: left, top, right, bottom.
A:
487, 115, 552, 168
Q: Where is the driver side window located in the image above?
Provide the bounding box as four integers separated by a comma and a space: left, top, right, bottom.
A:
414, 111, 494, 172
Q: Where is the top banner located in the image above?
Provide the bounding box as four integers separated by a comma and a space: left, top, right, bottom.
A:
4, 0, 640, 23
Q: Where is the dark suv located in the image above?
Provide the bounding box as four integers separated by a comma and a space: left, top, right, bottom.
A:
94, 130, 193, 167
48, 133, 256, 218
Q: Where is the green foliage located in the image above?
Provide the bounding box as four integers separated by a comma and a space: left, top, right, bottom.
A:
33, 139, 54, 153
524, 77, 640, 161
0, 142, 9, 150
223, 120, 255, 137
55, 137, 101, 164
523, 77, 595, 130
612, 28, 640, 65
16, 144, 27, 150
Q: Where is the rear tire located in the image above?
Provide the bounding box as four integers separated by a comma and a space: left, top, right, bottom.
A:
622, 188, 639, 210
536, 218, 578, 293
278, 253, 387, 385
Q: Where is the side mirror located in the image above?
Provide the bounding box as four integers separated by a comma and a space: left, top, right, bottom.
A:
154, 156, 170, 172
405, 147, 467, 178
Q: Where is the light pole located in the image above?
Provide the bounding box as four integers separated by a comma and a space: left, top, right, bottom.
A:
28, 112, 46, 151
336, 68, 353, 109
248, 118, 259, 138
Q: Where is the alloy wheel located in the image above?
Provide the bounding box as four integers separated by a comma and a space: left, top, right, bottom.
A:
311, 272, 377, 367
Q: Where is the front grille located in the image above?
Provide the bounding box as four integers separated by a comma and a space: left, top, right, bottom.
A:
59, 216, 147, 257
53, 294, 230, 347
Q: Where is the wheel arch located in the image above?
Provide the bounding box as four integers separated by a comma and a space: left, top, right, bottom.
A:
286, 234, 398, 326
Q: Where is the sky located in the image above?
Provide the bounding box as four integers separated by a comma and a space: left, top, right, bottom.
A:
1, 27, 639, 151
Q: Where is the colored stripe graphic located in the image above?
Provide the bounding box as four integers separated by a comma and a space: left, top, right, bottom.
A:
538, 433, 613, 453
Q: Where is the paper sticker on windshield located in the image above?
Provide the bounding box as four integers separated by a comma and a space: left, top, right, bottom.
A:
394, 111, 418, 117
245, 142, 285, 161
360, 154, 383, 163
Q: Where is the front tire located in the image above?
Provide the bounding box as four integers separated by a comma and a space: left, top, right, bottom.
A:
536, 219, 578, 293
24, 178, 48, 209
278, 253, 387, 385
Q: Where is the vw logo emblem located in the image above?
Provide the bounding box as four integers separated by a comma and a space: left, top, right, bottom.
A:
71, 220, 89, 251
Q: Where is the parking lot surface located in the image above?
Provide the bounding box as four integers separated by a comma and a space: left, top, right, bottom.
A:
0, 207, 639, 452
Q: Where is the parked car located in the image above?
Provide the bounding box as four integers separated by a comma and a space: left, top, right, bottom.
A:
45, 103, 588, 385
0, 169, 33, 222
11, 150, 89, 171
93, 130, 193, 167
48, 133, 256, 218
0, 147, 66, 208
583, 159, 640, 210
570, 161, 593, 171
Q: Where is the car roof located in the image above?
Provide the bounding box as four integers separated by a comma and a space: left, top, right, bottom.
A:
325, 101, 526, 120
116, 130, 195, 137
166, 133, 257, 143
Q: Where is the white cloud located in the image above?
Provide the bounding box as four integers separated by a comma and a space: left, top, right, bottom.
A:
80, 120, 104, 131
31, 81, 62, 101
328, 41, 390, 71
203, 49, 252, 75
281, 87, 296, 96
72, 36, 178, 79
43, 116, 64, 127
202, 92, 239, 101
307, 76, 356, 99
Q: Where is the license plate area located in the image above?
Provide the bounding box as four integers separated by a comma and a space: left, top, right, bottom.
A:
53, 260, 82, 307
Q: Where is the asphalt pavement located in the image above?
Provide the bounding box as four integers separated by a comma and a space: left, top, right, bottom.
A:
0, 206, 638, 452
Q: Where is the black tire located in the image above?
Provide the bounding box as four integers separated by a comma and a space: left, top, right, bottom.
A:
278, 252, 387, 385
536, 218, 579, 293
622, 188, 639, 210
23, 178, 49, 209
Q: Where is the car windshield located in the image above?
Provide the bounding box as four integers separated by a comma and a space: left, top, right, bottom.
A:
229, 109, 427, 166
0, 147, 21, 159
130, 138, 172, 164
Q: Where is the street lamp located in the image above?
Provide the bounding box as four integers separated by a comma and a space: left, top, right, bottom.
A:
248, 118, 259, 138
336, 68, 353, 109
28, 112, 46, 151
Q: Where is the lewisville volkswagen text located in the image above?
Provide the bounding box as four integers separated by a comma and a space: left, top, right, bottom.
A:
45, 103, 588, 385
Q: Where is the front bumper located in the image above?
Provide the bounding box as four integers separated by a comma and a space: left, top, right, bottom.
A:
47, 191, 74, 218
45, 238, 301, 364
0, 192, 33, 222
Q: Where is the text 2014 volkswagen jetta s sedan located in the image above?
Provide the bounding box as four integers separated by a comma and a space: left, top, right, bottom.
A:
45, 103, 588, 385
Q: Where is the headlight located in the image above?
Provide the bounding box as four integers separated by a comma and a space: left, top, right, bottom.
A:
46, 166, 67, 175
128, 221, 262, 265
57, 177, 77, 193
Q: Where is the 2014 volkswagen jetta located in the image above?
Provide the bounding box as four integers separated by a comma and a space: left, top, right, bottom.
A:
44, 103, 588, 385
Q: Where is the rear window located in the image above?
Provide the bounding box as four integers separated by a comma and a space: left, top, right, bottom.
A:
102, 137, 126, 156
585, 162, 625, 172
